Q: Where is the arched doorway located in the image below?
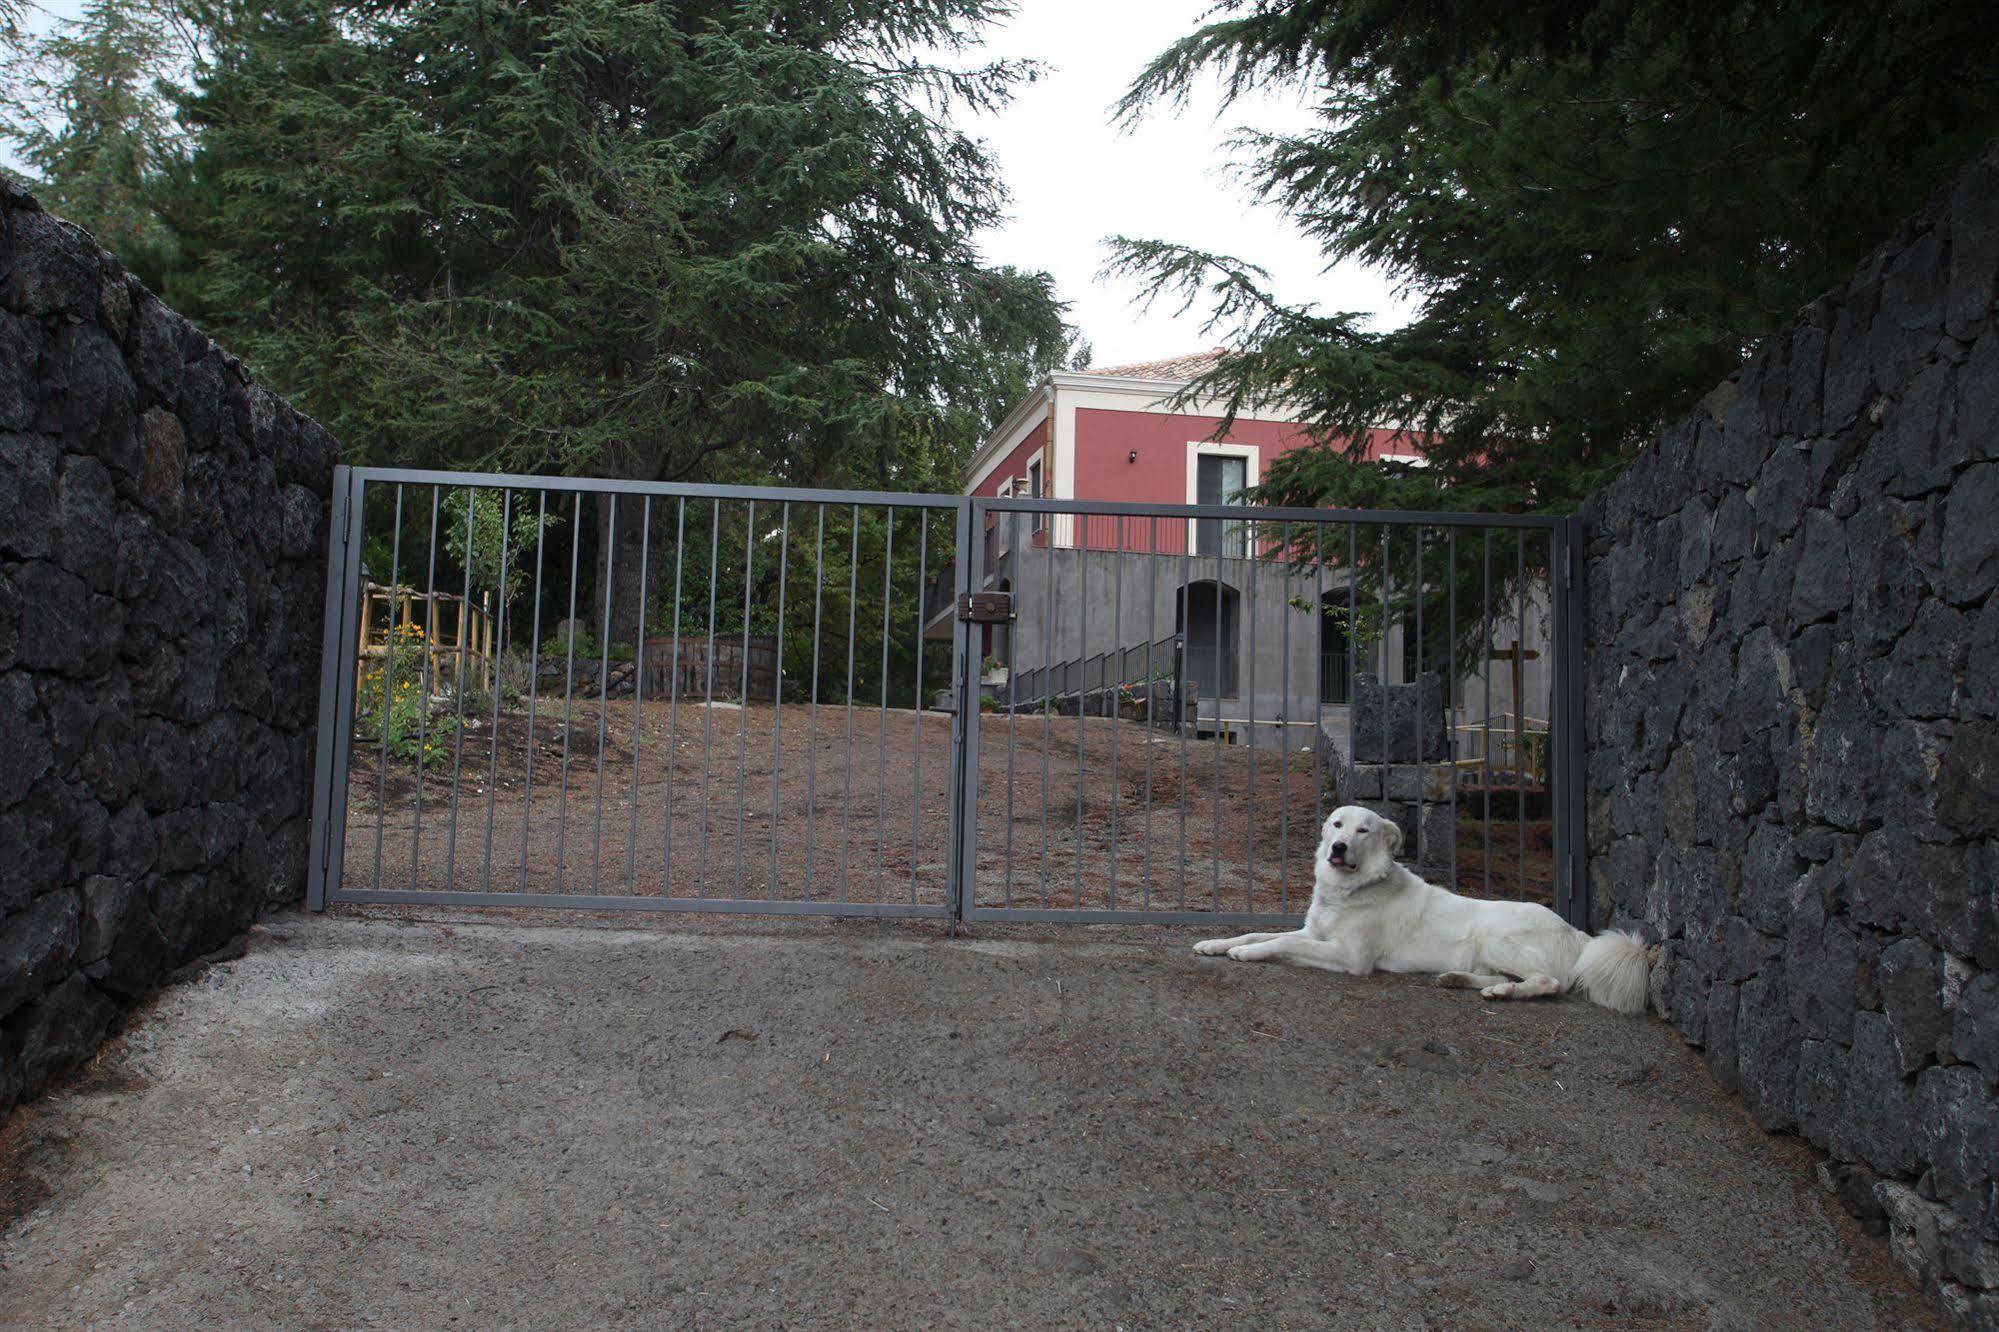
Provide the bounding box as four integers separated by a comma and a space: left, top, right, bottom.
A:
1176, 580, 1240, 700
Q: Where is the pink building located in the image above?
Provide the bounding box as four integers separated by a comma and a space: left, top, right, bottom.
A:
965, 348, 1424, 553
946, 349, 1550, 768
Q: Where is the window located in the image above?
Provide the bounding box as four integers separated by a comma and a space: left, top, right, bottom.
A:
1028, 457, 1045, 534
1194, 453, 1247, 557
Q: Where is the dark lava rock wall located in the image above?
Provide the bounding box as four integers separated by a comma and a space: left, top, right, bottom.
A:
1, 176, 337, 1115
1580, 144, 1999, 1321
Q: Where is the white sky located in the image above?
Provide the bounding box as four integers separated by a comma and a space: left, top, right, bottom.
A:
952, 0, 1411, 366
7, 0, 1412, 364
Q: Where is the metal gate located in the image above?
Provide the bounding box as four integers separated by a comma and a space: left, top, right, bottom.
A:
306, 469, 1586, 926
953, 496, 1586, 929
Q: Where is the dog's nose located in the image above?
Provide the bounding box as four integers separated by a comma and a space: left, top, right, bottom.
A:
1329, 840, 1347, 860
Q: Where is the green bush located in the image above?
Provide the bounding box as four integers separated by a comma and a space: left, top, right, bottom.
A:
540, 626, 635, 662
356, 623, 460, 762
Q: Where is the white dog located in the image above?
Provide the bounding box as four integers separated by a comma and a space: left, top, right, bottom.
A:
1195, 805, 1650, 1015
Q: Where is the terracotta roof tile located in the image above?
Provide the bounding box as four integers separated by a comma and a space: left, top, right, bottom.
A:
1086, 347, 1227, 382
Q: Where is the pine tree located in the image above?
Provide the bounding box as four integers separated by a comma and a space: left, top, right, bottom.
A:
0, 0, 185, 286
1110, 0, 1999, 516
162, 0, 1071, 641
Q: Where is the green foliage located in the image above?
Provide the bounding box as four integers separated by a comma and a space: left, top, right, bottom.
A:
443, 488, 563, 603
158, 0, 1069, 501
1111, 0, 1999, 516
0, 0, 184, 285
1266, 516, 1542, 690
541, 626, 635, 663
356, 624, 460, 762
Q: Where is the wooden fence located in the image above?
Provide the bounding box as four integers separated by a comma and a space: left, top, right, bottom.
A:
637, 634, 780, 702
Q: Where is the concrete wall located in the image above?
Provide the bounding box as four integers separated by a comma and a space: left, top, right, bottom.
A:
0, 177, 337, 1115
991, 539, 1553, 752
1580, 144, 1999, 1321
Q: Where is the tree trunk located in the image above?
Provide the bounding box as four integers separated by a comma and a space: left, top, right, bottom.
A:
592, 443, 669, 650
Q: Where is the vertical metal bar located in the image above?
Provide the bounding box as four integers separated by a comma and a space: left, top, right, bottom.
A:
804, 504, 824, 885
1482, 528, 1494, 899
327, 469, 369, 906
627, 497, 651, 895
589, 494, 617, 895
1548, 522, 1566, 920
1277, 519, 1289, 912
1312, 521, 1326, 851
1041, 508, 1053, 908
306, 466, 360, 911
1177, 536, 1190, 911
1108, 514, 1123, 909
445, 484, 476, 891
1447, 527, 1459, 894
371, 482, 403, 891
663, 498, 687, 894
909, 508, 927, 905
1142, 513, 1156, 911
1245, 512, 1258, 912
553, 491, 583, 892
410, 485, 440, 890
736, 500, 755, 899
1517, 529, 1527, 901
769, 502, 789, 900
1211, 539, 1223, 913
517, 489, 548, 893
1380, 525, 1391, 836
1075, 515, 1088, 908
697, 500, 720, 897
1555, 517, 1589, 927
480, 490, 512, 894
838, 505, 860, 900
948, 496, 983, 926
1002, 509, 1020, 908
1348, 523, 1358, 805
876, 506, 894, 902
1413, 524, 1424, 867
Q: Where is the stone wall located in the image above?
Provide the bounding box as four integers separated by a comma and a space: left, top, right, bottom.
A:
1581, 144, 1999, 1322
0, 178, 337, 1114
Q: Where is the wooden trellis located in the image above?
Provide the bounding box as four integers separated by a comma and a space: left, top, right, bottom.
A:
355, 582, 496, 695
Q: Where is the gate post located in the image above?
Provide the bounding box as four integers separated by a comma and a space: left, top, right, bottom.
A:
944, 498, 984, 927
305, 467, 364, 911
1550, 516, 1590, 929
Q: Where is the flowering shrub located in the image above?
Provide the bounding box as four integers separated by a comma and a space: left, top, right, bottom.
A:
357, 623, 459, 762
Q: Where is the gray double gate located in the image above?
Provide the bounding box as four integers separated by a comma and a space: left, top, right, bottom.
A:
307, 467, 1588, 927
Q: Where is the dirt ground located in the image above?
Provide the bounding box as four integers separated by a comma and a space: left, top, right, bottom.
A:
0, 910, 1933, 1329
344, 701, 1553, 914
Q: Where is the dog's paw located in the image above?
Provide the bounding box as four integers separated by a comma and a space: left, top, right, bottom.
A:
1192, 939, 1231, 956
1228, 943, 1275, 962
1437, 972, 1477, 989
1480, 982, 1517, 1000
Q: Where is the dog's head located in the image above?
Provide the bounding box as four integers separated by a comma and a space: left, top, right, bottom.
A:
1316, 805, 1402, 893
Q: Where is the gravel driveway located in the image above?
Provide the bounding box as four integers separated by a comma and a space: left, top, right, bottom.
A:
0, 911, 1932, 1328
344, 700, 1554, 915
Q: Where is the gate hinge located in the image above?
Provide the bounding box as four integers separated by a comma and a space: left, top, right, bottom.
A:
957, 591, 1015, 624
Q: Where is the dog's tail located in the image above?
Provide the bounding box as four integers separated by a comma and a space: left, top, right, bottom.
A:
1572, 930, 1651, 1016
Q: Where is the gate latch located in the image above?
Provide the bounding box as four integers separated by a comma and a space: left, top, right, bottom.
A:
957, 591, 1015, 624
